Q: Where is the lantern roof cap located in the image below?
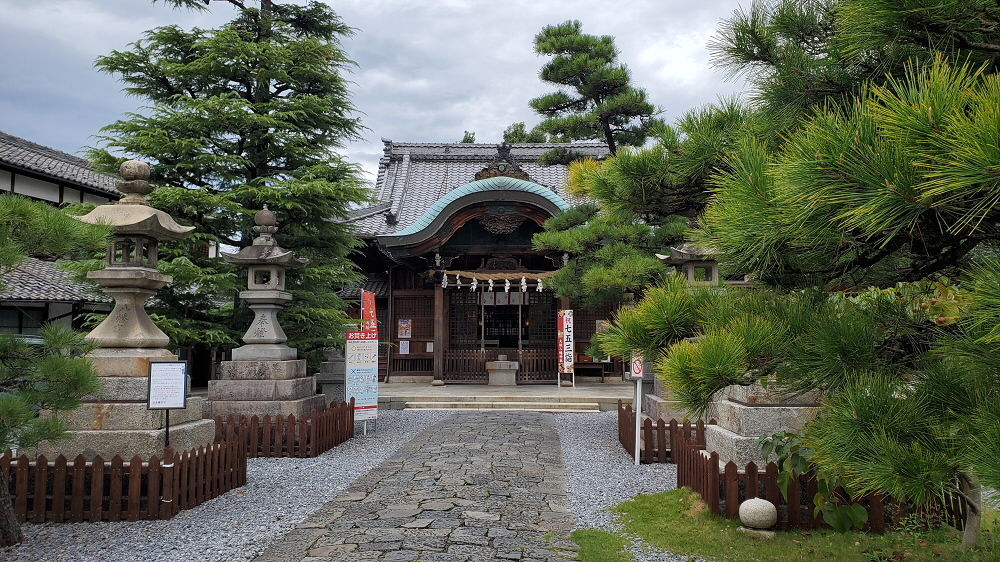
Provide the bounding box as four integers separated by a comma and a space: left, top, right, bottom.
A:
75, 160, 194, 240
221, 206, 308, 267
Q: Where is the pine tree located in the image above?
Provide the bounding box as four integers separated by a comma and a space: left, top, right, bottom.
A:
534, 102, 750, 308
0, 195, 106, 546
530, 20, 660, 156
89, 0, 369, 368
460, 131, 476, 143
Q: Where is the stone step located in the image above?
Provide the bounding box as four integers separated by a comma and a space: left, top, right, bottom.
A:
403, 401, 601, 411
383, 394, 621, 403
404, 408, 600, 413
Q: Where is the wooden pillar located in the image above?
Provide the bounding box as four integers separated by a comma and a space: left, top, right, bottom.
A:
432, 284, 445, 385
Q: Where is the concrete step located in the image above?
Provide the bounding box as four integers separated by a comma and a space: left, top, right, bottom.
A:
403, 401, 601, 412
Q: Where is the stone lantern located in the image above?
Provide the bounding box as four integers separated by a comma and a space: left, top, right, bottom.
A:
33, 160, 215, 459
208, 208, 326, 419
222, 206, 308, 360
80, 160, 192, 350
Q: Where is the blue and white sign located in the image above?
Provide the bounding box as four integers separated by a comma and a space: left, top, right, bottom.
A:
345, 330, 379, 421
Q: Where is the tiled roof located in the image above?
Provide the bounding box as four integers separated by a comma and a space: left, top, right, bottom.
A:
0, 130, 118, 195
0, 258, 108, 303
392, 176, 571, 237
348, 140, 609, 237
338, 274, 389, 299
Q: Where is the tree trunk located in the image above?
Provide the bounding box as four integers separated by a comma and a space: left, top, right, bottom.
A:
600, 117, 617, 155
958, 472, 981, 549
0, 469, 23, 547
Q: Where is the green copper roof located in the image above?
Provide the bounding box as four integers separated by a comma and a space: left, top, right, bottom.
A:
391, 176, 570, 237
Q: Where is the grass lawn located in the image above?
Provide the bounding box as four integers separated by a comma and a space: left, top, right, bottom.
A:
571, 529, 635, 562
608, 488, 999, 562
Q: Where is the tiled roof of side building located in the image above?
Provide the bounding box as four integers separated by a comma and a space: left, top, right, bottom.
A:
0, 130, 118, 195
348, 140, 609, 237
0, 258, 109, 303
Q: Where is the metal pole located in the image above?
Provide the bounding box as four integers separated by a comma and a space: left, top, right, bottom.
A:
633, 374, 642, 466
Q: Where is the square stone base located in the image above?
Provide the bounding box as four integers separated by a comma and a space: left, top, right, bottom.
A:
87, 348, 178, 378
487, 369, 517, 386
29, 418, 217, 461
60, 398, 207, 430
207, 394, 327, 420
207, 377, 317, 401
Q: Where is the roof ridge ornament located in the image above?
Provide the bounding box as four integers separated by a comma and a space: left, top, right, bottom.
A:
474, 143, 532, 182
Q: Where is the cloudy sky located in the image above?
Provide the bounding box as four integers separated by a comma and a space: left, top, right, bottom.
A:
0, 0, 747, 183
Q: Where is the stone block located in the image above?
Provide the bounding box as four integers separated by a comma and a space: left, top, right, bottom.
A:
207, 377, 316, 401
713, 399, 819, 436
231, 343, 297, 361
207, 394, 327, 419
85, 376, 151, 402
87, 348, 177, 377
726, 381, 821, 405
218, 359, 306, 380
58, 398, 205, 430
704, 424, 772, 466
486, 362, 517, 386
29, 418, 216, 460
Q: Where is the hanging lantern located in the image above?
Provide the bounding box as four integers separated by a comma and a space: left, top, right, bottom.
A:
504, 279, 511, 293
441, 273, 448, 288
488, 279, 494, 292
537, 278, 544, 292
520, 276, 527, 292
470, 277, 478, 292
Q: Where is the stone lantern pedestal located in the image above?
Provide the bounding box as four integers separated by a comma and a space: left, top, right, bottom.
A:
207, 207, 326, 419
32, 160, 215, 460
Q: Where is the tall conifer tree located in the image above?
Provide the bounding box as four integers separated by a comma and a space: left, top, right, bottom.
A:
90, 0, 368, 368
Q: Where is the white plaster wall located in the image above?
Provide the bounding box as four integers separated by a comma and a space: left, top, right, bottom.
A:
83, 193, 112, 205
63, 187, 82, 203
0, 169, 11, 192
13, 174, 60, 202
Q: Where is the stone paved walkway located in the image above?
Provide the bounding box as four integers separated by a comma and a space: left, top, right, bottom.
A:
255, 411, 576, 561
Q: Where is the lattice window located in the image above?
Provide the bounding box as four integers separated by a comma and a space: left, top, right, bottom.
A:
524, 292, 555, 349
449, 291, 480, 349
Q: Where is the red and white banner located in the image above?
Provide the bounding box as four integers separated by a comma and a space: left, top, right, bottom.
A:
360, 290, 378, 336
557, 309, 575, 374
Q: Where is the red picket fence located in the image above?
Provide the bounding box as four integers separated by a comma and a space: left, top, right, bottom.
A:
1, 435, 247, 524
616, 400, 710, 463
213, 400, 354, 458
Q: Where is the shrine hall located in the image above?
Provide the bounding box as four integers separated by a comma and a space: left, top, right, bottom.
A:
345, 140, 624, 385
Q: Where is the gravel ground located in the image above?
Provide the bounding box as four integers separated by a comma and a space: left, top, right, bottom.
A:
548, 411, 685, 562
1, 410, 454, 562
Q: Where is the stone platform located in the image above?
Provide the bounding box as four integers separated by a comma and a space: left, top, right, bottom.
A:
32, 349, 215, 460
378, 382, 632, 412
207, 359, 326, 419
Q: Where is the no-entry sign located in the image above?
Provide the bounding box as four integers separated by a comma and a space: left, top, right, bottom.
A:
631, 351, 644, 377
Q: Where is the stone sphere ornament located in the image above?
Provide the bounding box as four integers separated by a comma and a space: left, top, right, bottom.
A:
119, 159, 150, 181
254, 206, 278, 227
739, 498, 778, 530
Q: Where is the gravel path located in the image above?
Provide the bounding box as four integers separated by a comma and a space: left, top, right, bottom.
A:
2, 410, 453, 562
548, 411, 685, 562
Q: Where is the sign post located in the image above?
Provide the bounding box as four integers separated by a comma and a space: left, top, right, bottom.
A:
557, 310, 575, 387
348, 290, 380, 435
629, 351, 644, 466
147, 361, 188, 447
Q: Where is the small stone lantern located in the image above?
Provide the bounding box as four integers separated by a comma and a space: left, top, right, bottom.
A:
77, 160, 194, 348
222, 207, 308, 361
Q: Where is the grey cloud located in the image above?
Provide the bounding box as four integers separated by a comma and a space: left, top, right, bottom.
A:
0, 0, 747, 184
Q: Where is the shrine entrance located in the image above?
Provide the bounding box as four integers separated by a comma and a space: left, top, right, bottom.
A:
444, 288, 557, 384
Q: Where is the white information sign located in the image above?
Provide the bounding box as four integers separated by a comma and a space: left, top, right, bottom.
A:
147, 361, 188, 410
399, 340, 410, 355
346, 330, 379, 421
